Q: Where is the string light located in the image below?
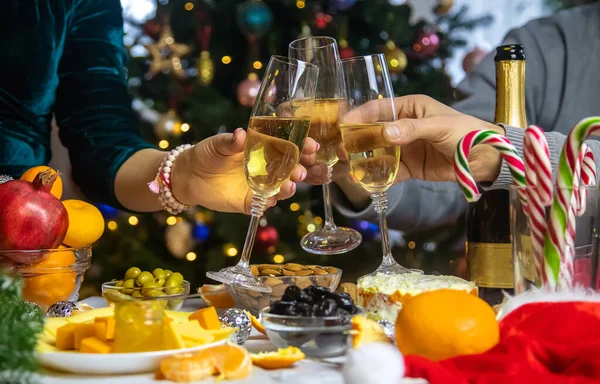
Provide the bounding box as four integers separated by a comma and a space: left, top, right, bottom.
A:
226, 247, 238, 257
184, 2, 194, 10
408, 241, 416, 250
186, 252, 197, 261
180, 123, 190, 132
158, 140, 169, 149
267, 246, 276, 254
166, 216, 177, 225
252, 61, 263, 70
176, 217, 184, 223
128, 216, 139, 226
307, 223, 316, 232
259, 218, 267, 227
298, 215, 306, 223
273, 254, 284, 263
314, 216, 323, 225
221, 55, 232, 64
107, 221, 118, 231
296, 0, 305, 9
290, 203, 300, 211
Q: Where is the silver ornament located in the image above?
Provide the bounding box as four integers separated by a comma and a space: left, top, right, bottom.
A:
46, 301, 77, 318
218, 308, 251, 345
0, 175, 13, 184
377, 320, 396, 344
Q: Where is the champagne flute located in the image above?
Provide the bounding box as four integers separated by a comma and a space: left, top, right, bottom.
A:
289, 36, 362, 255
206, 56, 319, 291
339, 54, 422, 276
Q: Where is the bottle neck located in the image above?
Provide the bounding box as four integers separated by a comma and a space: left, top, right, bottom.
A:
494, 60, 527, 128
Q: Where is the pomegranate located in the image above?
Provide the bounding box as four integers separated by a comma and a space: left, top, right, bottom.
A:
0, 170, 69, 262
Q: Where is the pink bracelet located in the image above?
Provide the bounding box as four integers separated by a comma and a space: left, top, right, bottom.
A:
148, 144, 193, 214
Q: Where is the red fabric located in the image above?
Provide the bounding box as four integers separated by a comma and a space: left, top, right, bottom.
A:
404, 302, 600, 384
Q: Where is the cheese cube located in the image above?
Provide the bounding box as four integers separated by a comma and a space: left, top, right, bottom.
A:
80, 337, 112, 354
176, 321, 214, 345
74, 323, 97, 350
162, 320, 185, 350
188, 307, 220, 330
56, 323, 77, 350
94, 316, 116, 341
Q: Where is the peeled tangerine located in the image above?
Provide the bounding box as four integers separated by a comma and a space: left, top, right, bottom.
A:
351, 316, 391, 349
250, 346, 305, 369
161, 344, 252, 382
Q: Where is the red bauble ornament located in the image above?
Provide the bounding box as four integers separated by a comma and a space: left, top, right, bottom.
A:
254, 225, 279, 252
143, 20, 163, 41
340, 46, 355, 60
237, 77, 262, 108
462, 47, 488, 74
413, 30, 440, 57
314, 12, 332, 30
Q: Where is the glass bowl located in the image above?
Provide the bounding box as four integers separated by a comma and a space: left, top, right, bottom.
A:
0, 246, 92, 310
101, 280, 191, 310
260, 306, 363, 358
226, 266, 342, 315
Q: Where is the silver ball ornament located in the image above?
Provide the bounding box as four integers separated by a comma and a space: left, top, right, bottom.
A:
0, 175, 13, 184
218, 308, 251, 344
377, 319, 396, 344
46, 301, 77, 318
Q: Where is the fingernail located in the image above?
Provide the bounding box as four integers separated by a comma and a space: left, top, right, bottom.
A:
301, 169, 307, 181
316, 142, 321, 151
291, 182, 297, 194
385, 125, 401, 139
233, 128, 242, 140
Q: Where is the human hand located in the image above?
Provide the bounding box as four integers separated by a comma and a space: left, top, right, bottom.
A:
171, 128, 318, 214
346, 94, 505, 184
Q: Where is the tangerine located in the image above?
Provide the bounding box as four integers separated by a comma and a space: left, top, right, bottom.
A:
22, 271, 76, 308
351, 315, 390, 348
62, 200, 105, 247
198, 284, 236, 308
395, 289, 499, 361
250, 346, 305, 369
20, 166, 63, 199
247, 311, 266, 335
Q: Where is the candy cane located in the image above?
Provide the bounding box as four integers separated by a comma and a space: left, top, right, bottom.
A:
523, 125, 552, 285
544, 117, 600, 291
454, 130, 525, 202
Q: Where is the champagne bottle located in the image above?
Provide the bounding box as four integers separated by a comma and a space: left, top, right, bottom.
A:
466, 44, 527, 306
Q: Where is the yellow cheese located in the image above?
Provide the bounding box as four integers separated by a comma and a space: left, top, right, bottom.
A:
66, 307, 114, 324
175, 321, 215, 345
189, 307, 220, 330
208, 327, 235, 341
162, 319, 186, 350
37, 341, 58, 353
80, 337, 112, 354
166, 310, 191, 323
56, 323, 77, 350
74, 323, 97, 350
44, 317, 68, 338
94, 316, 116, 341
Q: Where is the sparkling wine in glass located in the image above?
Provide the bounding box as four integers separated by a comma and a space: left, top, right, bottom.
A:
206, 56, 319, 291
289, 36, 362, 255
340, 54, 422, 276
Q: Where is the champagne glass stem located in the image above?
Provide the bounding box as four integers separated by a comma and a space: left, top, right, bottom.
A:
322, 165, 337, 231
372, 191, 395, 267
236, 195, 269, 272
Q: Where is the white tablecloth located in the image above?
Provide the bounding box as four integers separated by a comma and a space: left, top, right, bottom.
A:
37, 297, 428, 384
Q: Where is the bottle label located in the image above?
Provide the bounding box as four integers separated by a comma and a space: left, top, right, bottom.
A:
467, 242, 514, 288
516, 234, 537, 282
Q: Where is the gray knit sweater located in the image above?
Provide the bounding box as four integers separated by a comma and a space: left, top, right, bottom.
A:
333, 3, 600, 232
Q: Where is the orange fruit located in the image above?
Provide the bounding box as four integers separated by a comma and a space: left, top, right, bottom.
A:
34, 245, 76, 268
351, 315, 390, 348
62, 200, 105, 247
198, 284, 235, 308
250, 346, 305, 369
161, 344, 251, 382
247, 312, 266, 335
395, 289, 499, 361
20, 166, 63, 199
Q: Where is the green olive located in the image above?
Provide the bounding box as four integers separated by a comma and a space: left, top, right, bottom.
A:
124, 267, 142, 280
164, 278, 178, 288
152, 268, 166, 280
131, 290, 145, 298
166, 287, 184, 295
115, 280, 124, 287
147, 290, 166, 297
153, 277, 166, 287
142, 281, 161, 296
121, 279, 135, 294
166, 272, 184, 285
164, 269, 173, 278
136, 271, 153, 287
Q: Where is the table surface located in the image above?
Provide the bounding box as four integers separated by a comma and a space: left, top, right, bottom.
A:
37, 297, 429, 384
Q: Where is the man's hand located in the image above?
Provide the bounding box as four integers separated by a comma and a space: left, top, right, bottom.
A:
171, 128, 317, 214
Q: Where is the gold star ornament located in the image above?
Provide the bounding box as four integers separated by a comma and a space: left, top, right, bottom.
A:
145, 25, 192, 79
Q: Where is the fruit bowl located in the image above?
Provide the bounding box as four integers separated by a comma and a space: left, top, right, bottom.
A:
225, 264, 342, 315
260, 306, 363, 358
101, 281, 191, 310
0, 246, 92, 310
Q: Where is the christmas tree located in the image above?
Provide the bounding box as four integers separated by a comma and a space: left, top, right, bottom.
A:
84, 0, 491, 297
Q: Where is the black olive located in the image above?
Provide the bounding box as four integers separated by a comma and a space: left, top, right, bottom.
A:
282, 286, 302, 302
298, 290, 314, 304
270, 301, 296, 316
295, 302, 312, 316
304, 285, 328, 300
314, 298, 337, 316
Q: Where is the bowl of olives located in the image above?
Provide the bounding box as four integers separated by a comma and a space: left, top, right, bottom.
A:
259, 285, 362, 358
101, 267, 190, 310
226, 264, 342, 316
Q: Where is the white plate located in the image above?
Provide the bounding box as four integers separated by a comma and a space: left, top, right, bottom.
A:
36, 339, 226, 375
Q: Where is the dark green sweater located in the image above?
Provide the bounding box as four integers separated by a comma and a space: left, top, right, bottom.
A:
0, 0, 154, 208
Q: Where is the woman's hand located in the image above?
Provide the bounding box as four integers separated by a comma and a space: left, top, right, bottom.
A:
171, 128, 317, 214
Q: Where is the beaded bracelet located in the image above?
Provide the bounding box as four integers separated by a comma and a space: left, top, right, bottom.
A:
148, 144, 193, 214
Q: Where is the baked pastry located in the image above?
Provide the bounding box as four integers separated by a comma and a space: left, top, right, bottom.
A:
357, 272, 478, 322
